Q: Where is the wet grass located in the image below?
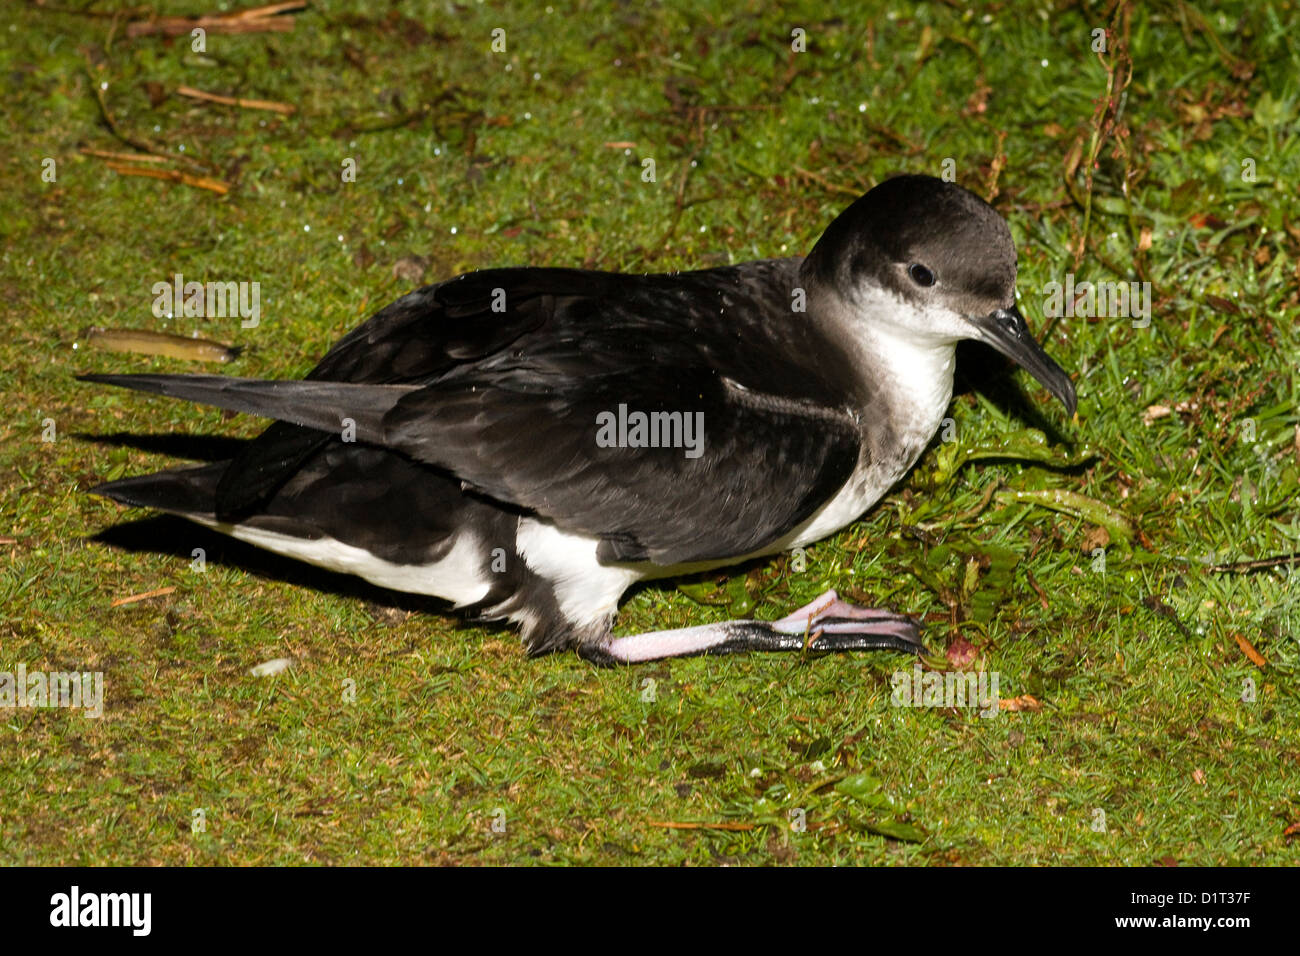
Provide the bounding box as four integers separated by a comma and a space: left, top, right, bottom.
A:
1, 0, 1297, 865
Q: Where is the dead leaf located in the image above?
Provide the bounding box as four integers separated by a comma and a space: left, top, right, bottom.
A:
1081, 525, 1111, 553
352, 244, 375, 270
1143, 404, 1172, 425
141, 81, 167, 108
999, 695, 1043, 712
392, 255, 429, 284
1232, 632, 1268, 668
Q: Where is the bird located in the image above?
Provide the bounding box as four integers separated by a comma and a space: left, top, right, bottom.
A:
80, 174, 1076, 665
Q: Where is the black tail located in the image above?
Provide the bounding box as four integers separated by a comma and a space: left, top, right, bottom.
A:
90, 463, 226, 517
76, 373, 416, 439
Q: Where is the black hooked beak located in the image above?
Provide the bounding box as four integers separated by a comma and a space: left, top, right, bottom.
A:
973, 304, 1077, 417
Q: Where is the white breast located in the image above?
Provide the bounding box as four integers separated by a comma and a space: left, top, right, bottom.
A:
785, 307, 960, 548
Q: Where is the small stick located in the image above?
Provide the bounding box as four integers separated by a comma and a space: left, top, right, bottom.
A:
1207, 553, 1300, 573
105, 161, 231, 195
1025, 569, 1050, 611
127, 18, 295, 37
125, 2, 307, 38
646, 820, 757, 831
688, 104, 775, 112
1141, 596, 1194, 640
792, 165, 861, 198
83, 54, 215, 173
229, 1, 307, 19
86, 58, 170, 161
79, 147, 171, 164
176, 85, 296, 115
111, 586, 176, 608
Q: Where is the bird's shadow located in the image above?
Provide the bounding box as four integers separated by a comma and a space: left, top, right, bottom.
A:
74, 431, 247, 462
92, 515, 461, 619
952, 340, 1074, 445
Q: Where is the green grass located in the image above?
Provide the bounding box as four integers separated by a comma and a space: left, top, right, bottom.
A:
1, 0, 1297, 865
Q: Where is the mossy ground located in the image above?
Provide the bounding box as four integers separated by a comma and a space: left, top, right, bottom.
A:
0, 1, 1296, 864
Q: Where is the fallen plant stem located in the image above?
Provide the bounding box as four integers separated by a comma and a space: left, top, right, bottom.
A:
176, 85, 297, 115
110, 586, 176, 608
104, 161, 231, 194
125, 1, 306, 38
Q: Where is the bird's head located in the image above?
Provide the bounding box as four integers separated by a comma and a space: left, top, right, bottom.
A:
803, 174, 1076, 416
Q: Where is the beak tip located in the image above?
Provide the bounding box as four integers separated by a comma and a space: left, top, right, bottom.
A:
1060, 387, 1078, 420
974, 306, 1078, 421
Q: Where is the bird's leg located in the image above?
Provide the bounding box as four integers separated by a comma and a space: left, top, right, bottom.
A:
583, 589, 924, 664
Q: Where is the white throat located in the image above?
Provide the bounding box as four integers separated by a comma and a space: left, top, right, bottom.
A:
772, 288, 961, 551
859, 319, 957, 437
827, 286, 961, 438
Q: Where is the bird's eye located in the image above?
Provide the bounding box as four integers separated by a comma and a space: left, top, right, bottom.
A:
908, 263, 935, 287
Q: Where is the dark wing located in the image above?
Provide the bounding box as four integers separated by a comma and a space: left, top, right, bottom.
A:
84, 263, 868, 565
306, 268, 611, 382
215, 268, 612, 518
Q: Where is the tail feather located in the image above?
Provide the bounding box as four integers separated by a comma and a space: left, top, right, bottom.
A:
90, 463, 226, 516
76, 374, 417, 439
